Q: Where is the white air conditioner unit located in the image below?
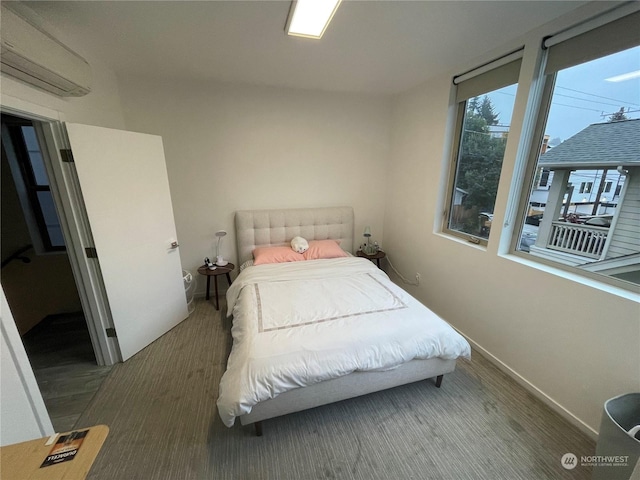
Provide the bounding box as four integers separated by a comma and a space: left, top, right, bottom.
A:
1, 6, 92, 97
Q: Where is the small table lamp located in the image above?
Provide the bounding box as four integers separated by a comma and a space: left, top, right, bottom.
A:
363, 226, 376, 255
215, 230, 227, 265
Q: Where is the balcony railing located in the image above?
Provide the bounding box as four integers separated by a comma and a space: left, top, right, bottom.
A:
547, 222, 608, 259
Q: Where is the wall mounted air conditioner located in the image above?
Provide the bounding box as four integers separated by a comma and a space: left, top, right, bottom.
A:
1, 6, 92, 97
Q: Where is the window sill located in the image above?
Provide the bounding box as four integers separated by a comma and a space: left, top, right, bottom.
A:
500, 251, 640, 302
435, 231, 488, 252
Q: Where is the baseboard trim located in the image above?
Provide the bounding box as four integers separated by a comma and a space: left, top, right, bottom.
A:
457, 328, 599, 442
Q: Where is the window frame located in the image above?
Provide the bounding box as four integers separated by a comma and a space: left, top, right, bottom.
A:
443, 53, 523, 246
507, 12, 640, 294
443, 102, 482, 243
579, 182, 593, 195
1, 115, 65, 254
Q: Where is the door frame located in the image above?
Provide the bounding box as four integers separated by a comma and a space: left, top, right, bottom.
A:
1, 96, 121, 366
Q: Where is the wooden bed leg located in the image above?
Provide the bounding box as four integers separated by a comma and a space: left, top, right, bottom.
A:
435, 375, 444, 388
254, 421, 263, 437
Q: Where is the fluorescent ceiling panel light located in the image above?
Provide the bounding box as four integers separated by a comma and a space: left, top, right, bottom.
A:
286, 0, 342, 39
605, 70, 640, 82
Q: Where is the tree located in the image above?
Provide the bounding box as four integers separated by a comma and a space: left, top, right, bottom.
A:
479, 96, 499, 126
608, 107, 628, 122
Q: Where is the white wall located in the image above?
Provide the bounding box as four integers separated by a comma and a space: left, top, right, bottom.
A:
1, 64, 125, 129
118, 77, 391, 292
383, 3, 640, 437
0, 3, 126, 128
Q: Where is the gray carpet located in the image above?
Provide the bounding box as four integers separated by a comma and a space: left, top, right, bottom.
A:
76, 298, 595, 479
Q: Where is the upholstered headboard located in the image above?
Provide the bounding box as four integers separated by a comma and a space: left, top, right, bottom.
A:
235, 206, 354, 265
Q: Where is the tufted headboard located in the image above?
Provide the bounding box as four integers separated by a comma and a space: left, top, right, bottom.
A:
235, 206, 354, 265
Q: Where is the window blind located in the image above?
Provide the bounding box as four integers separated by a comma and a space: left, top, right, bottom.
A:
543, 8, 640, 75
454, 51, 523, 103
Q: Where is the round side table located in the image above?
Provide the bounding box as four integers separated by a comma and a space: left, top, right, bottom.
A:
356, 250, 385, 268
197, 263, 234, 310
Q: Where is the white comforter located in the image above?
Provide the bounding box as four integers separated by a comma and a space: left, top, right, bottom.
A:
217, 257, 471, 427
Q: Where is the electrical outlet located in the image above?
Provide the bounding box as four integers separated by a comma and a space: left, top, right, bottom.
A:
416, 273, 421, 284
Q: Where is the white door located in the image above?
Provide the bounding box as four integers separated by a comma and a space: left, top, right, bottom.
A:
66, 123, 188, 361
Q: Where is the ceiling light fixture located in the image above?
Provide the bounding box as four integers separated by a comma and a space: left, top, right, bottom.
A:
605, 70, 640, 82
285, 0, 342, 39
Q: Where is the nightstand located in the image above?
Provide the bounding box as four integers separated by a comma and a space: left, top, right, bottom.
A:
197, 263, 234, 310
356, 250, 385, 268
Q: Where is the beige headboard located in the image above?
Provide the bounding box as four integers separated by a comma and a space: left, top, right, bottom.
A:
235, 206, 354, 265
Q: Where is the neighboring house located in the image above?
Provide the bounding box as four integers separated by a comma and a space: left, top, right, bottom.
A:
529, 119, 640, 283
453, 187, 467, 206
528, 168, 625, 215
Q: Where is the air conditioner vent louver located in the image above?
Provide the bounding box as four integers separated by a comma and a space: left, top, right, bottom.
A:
1, 6, 92, 97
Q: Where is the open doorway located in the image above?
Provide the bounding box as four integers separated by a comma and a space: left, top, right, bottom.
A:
2, 107, 189, 434
1, 113, 111, 432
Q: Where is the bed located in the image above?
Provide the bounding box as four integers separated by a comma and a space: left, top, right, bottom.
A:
217, 206, 471, 435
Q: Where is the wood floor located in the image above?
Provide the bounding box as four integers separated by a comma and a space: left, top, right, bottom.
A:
21, 312, 112, 432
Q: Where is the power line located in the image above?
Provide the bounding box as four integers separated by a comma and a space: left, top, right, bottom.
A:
556, 86, 640, 108
493, 86, 639, 109
551, 102, 603, 113
463, 129, 498, 137
554, 93, 630, 108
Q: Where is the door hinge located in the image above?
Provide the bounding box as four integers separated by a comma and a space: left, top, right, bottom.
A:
60, 149, 74, 163
105, 328, 117, 338
85, 247, 98, 258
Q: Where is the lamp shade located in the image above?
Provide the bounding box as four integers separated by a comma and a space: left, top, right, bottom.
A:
363, 226, 372, 237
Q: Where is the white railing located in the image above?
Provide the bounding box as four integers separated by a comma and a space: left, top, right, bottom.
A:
547, 221, 609, 259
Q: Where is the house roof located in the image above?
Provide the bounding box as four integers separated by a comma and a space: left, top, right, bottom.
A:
538, 119, 640, 169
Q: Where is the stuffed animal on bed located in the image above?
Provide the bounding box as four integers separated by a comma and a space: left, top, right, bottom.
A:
290, 236, 309, 254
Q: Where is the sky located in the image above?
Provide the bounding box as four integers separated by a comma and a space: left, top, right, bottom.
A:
548, 46, 640, 142
487, 45, 640, 143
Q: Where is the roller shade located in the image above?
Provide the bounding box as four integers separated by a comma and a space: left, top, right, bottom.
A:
454, 55, 522, 103
544, 9, 640, 75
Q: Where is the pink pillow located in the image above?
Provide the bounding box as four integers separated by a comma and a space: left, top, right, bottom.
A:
303, 240, 349, 260
253, 246, 304, 265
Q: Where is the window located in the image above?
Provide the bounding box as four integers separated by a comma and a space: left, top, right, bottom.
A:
445, 52, 521, 244
539, 168, 550, 188
515, 9, 640, 288
579, 182, 593, 194
1, 114, 65, 252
